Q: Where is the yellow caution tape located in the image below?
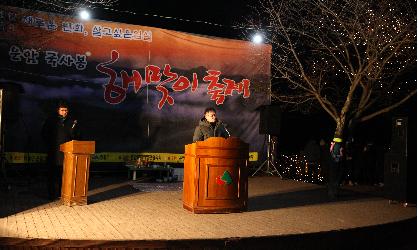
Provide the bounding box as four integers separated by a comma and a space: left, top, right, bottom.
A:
4, 151, 258, 164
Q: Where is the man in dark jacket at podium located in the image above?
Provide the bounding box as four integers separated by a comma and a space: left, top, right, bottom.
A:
193, 107, 230, 142
41, 102, 79, 200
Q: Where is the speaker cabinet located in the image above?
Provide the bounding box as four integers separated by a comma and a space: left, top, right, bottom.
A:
384, 116, 416, 203
259, 105, 281, 136
390, 117, 408, 155
384, 152, 408, 202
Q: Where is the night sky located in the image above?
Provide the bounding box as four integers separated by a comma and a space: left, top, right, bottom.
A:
86, 1, 256, 40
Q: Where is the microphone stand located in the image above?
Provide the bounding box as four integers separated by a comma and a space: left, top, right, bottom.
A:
252, 134, 282, 178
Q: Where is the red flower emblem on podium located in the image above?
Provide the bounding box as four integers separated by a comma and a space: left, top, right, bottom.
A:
215, 171, 233, 185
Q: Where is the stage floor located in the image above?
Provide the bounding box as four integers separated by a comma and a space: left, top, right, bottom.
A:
0, 175, 416, 248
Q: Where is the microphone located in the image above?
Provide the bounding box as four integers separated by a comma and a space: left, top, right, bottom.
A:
72, 120, 78, 129
224, 123, 231, 137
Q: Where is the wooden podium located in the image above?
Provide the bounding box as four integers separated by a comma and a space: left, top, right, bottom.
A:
60, 140, 95, 206
183, 137, 249, 213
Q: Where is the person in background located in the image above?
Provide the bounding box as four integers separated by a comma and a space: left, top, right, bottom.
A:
341, 136, 355, 186
41, 101, 79, 200
350, 137, 362, 186
328, 137, 344, 199
193, 107, 230, 142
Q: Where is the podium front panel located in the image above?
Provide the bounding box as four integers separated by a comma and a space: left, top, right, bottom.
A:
197, 157, 247, 209
61, 153, 91, 206
73, 155, 90, 197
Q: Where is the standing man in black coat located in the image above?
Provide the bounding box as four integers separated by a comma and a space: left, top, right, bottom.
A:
193, 107, 230, 142
41, 102, 79, 200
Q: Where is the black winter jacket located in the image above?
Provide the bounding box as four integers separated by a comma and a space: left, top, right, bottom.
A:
192, 118, 229, 142
41, 115, 79, 165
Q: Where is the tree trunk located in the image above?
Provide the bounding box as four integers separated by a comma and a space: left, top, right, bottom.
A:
333, 118, 346, 140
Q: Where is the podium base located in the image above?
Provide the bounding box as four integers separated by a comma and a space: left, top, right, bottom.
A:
61, 195, 87, 206
183, 203, 246, 214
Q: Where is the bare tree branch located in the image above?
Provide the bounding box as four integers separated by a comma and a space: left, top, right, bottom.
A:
251, 0, 416, 139
359, 89, 417, 122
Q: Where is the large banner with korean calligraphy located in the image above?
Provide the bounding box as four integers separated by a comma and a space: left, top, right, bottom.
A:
0, 6, 271, 155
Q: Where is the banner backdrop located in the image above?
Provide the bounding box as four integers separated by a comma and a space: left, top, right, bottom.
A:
0, 6, 271, 155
